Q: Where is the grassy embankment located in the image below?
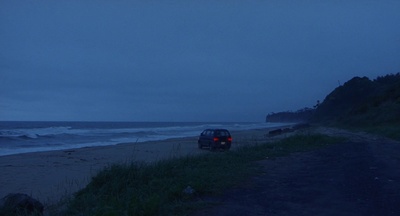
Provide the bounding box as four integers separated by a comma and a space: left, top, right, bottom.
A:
329, 122, 400, 141
363, 124, 400, 141
56, 134, 343, 216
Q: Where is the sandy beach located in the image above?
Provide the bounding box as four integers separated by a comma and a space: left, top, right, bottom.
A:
0, 128, 281, 205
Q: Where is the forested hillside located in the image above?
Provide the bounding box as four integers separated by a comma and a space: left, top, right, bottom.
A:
266, 72, 400, 129
312, 73, 400, 126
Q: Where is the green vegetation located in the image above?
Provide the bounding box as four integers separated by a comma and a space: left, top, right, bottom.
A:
61, 134, 342, 216
366, 124, 400, 140
266, 73, 400, 140
312, 73, 400, 140
337, 123, 400, 141
314, 73, 400, 125
266, 107, 315, 123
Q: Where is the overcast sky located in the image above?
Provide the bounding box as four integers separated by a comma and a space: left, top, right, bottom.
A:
1, 1, 400, 122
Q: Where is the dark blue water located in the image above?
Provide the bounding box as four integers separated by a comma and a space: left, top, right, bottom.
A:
0, 121, 286, 156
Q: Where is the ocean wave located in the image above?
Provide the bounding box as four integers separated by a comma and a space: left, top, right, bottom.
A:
19, 134, 39, 139
0, 126, 74, 139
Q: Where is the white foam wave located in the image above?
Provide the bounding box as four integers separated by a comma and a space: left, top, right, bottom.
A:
0, 126, 74, 139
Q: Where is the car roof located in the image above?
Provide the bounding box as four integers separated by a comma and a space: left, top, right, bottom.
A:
204, 129, 229, 131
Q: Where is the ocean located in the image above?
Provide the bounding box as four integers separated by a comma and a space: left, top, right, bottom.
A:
0, 121, 287, 156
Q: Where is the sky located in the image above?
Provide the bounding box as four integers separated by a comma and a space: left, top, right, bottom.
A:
1, 0, 400, 122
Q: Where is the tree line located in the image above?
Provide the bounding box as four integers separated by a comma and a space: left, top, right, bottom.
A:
267, 72, 400, 126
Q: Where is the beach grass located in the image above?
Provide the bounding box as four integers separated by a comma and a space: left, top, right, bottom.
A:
60, 134, 343, 216
361, 123, 400, 141
328, 122, 400, 141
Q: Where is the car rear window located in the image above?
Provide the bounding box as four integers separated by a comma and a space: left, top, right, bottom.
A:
215, 130, 229, 136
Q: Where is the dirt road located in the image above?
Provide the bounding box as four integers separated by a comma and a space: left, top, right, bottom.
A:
194, 128, 400, 215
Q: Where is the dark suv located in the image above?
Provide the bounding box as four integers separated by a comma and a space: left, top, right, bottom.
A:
198, 129, 232, 150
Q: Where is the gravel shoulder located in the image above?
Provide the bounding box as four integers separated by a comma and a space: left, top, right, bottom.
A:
193, 127, 400, 216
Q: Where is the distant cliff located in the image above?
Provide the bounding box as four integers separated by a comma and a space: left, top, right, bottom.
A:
266, 107, 315, 123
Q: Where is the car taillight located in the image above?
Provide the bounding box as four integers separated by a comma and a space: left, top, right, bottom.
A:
228, 137, 232, 142
213, 137, 219, 142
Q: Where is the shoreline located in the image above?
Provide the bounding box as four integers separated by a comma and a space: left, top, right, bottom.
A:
0, 127, 288, 204
0, 122, 294, 158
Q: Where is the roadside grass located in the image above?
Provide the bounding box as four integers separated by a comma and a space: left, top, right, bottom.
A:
62, 134, 344, 216
328, 122, 400, 141
361, 123, 400, 141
